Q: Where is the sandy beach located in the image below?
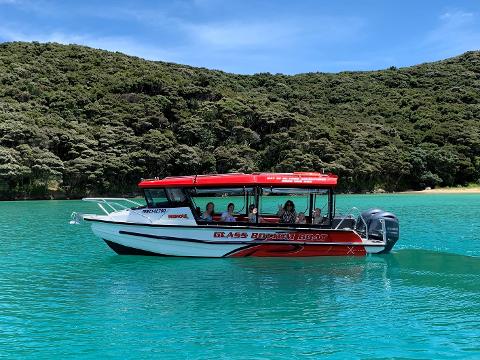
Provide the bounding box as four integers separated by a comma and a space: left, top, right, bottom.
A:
400, 187, 480, 194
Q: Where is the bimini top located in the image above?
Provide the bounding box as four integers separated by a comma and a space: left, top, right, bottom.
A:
138, 172, 338, 188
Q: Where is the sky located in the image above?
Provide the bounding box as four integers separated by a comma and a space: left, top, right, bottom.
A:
0, 0, 479, 74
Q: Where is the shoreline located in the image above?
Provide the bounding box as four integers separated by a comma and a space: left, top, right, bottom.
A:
2, 187, 480, 201
397, 187, 480, 194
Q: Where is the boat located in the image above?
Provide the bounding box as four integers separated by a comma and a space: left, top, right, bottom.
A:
71, 172, 399, 257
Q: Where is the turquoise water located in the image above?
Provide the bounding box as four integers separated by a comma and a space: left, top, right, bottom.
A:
0, 194, 479, 359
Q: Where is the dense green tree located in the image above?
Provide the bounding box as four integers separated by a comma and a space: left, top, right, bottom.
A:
0, 41, 479, 199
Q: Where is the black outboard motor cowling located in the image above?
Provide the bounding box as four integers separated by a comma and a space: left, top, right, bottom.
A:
355, 208, 399, 254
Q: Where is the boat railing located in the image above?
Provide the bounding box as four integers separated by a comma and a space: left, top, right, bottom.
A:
70, 198, 153, 225
69, 198, 153, 224
82, 197, 144, 215
335, 206, 386, 243
335, 206, 387, 244
335, 206, 362, 229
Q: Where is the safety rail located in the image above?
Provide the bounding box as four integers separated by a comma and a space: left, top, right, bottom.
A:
334, 207, 385, 244
69, 198, 152, 225
82, 197, 144, 215
335, 206, 363, 229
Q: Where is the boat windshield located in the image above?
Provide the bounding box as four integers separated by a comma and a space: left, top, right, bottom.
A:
184, 186, 332, 226
188, 187, 254, 222
144, 186, 333, 226
258, 188, 330, 226
144, 188, 170, 208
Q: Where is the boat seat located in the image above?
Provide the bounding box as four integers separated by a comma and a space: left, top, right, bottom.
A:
210, 215, 251, 223
203, 215, 316, 225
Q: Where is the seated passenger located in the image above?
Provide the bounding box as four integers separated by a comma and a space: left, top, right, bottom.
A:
312, 208, 326, 225
220, 203, 236, 222
277, 200, 296, 224
248, 204, 257, 223
248, 204, 263, 223
296, 212, 307, 224
200, 202, 215, 222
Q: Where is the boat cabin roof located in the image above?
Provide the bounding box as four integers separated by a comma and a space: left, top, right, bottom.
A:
138, 172, 338, 189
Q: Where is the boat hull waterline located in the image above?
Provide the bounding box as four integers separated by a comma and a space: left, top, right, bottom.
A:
87, 219, 387, 257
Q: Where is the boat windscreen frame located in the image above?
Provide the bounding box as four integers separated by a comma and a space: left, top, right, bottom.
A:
186, 186, 254, 222
143, 185, 335, 228
142, 185, 334, 228
255, 186, 332, 228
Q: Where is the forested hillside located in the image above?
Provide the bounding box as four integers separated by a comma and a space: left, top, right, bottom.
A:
0, 42, 479, 199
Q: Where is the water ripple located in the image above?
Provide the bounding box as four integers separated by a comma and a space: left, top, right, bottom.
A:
0, 198, 479, 358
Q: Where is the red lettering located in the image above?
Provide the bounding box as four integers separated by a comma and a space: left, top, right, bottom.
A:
168, 214, 188, 219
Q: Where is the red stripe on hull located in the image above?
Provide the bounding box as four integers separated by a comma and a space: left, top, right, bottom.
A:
227, 244, 367, 257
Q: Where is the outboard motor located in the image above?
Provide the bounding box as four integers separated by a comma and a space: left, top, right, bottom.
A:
355, 208, 399, 254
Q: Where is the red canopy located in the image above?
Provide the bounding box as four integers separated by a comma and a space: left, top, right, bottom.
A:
138, 172, 338, 188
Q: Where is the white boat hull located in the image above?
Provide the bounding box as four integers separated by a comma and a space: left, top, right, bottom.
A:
89, 220, 388, 257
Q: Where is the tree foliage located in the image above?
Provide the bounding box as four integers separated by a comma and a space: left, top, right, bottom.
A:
0, 42, 480, 198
